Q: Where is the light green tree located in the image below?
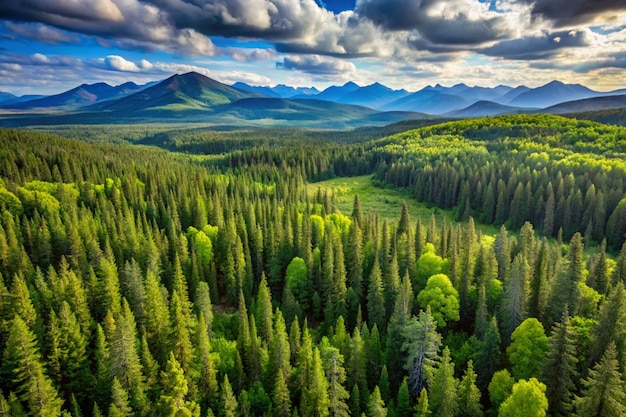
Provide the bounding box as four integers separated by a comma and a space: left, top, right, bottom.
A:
507, 318, 549, 380
498, 378, 548, 417
417, 273, 459, 327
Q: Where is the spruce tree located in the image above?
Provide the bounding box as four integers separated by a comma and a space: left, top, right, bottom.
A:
403, 307, 441, 397
575, 343, 626, 417
3, 316, 63, 417
542, 311, 577, 417
158, 352, 200, 417
457, 360, 483, 417
367, 258, 386, 332
367, 386, 387, 417
429, 346, 457, 417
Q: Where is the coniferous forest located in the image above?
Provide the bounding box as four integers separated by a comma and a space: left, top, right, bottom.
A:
1, 114, 626, 417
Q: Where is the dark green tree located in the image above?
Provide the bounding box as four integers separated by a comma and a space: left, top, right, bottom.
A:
575, 343, 626, 417
542, 311, 577, 417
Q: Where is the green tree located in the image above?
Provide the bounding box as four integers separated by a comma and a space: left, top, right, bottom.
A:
574, 343, 626, 417
541, 311, 577, 417
414, 243, 447, 292
109, 300, 146, 412
488, 370, 514, 411
320, 337, 350, 417
506, 318, 549, 380
414, 388, 431, 417
498, 378, 548, 417
429, 346, 457, 417
158, 352, 201, 417
417, 274, 459, 327
367, 258, 386, 332
273, 371, 291, 417
403, 307, 441, 396
457, 360, 483, 417
220, 374, 238, 417
395, 377, 411, 417
475, 316, 501, 390
3, 315, 63, 417
587, 282, 626, 369
287, 257, 309, 312
255, 275, 273, 345
367, 386, 387, 417
109, 377, 132, 417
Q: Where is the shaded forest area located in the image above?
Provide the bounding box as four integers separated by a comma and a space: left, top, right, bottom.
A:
1, 114, 626, 417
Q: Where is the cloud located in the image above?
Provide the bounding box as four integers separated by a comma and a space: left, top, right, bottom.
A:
355, 0, 521, 48
277, 54, 356, 75
0, 51, 272, 95
5, 22, 79, 44
104, 55, 140, 72
513, 0, 626, 27
479, 30, 592, 60
225, 48, 278, 62
0, 0, 217, 56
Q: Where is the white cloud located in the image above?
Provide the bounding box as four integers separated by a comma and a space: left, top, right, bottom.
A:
104, 55, 140, 72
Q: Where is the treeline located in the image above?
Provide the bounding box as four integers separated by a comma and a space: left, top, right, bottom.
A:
0, 120, 625, 417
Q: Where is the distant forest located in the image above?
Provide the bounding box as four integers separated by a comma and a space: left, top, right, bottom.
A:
1, 114, 626, 417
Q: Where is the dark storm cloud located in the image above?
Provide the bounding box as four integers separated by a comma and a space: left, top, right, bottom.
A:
355, 0, 511, 47
514, 0, 626, 27
530, 50, 626, 73
479, 30, 591, 60
5, 22, 79, 45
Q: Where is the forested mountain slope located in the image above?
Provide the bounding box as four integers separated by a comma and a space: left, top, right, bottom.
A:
0, 115, 625, 416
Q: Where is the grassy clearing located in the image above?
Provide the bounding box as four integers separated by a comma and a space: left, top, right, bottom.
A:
307, 175, 500, 237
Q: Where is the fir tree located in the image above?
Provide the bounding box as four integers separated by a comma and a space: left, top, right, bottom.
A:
457, 360, 483, 417
575, 343, 626, 417
542, 311, 577, 417
429, 346, 457, 417
3, 316, 63, 417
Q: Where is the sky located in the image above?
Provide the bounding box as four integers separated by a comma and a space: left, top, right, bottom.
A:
1, 0, 626, 96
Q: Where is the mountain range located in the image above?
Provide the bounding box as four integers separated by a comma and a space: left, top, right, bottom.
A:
1, 72, 626, 127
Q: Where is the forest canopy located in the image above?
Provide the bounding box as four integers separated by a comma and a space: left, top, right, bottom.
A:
0, 114, 626, 416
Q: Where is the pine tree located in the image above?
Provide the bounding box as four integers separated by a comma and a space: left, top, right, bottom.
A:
109, 300, 146, 413
273, 371, 291, 417
266, 308, 291, 395
143, 270, 170, 362
3, 315, 63, 417
367, 386, 387, 417
542, 311, 577, 417
47, 301, 91, 406
475, 316, 501, 390
302, 347, 330, 417
220, 374, 238, 417
395, 377, 411, 417
575, 343, 626, 417
414, 388, 431, 417
255, 275, 273, 345
546, 232, 585, 325
429, 346, 457, 417
194, 314, 218, 411
108, 377, 132, 417
403, 307, 441, 397
348, 327, 367, 394
457, 360, 483, 417
158, 352, 201, 417
320, 337, 350, 417
587, 282, 626, 368
386, 274, 412, 393
367, 258, 386, 332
